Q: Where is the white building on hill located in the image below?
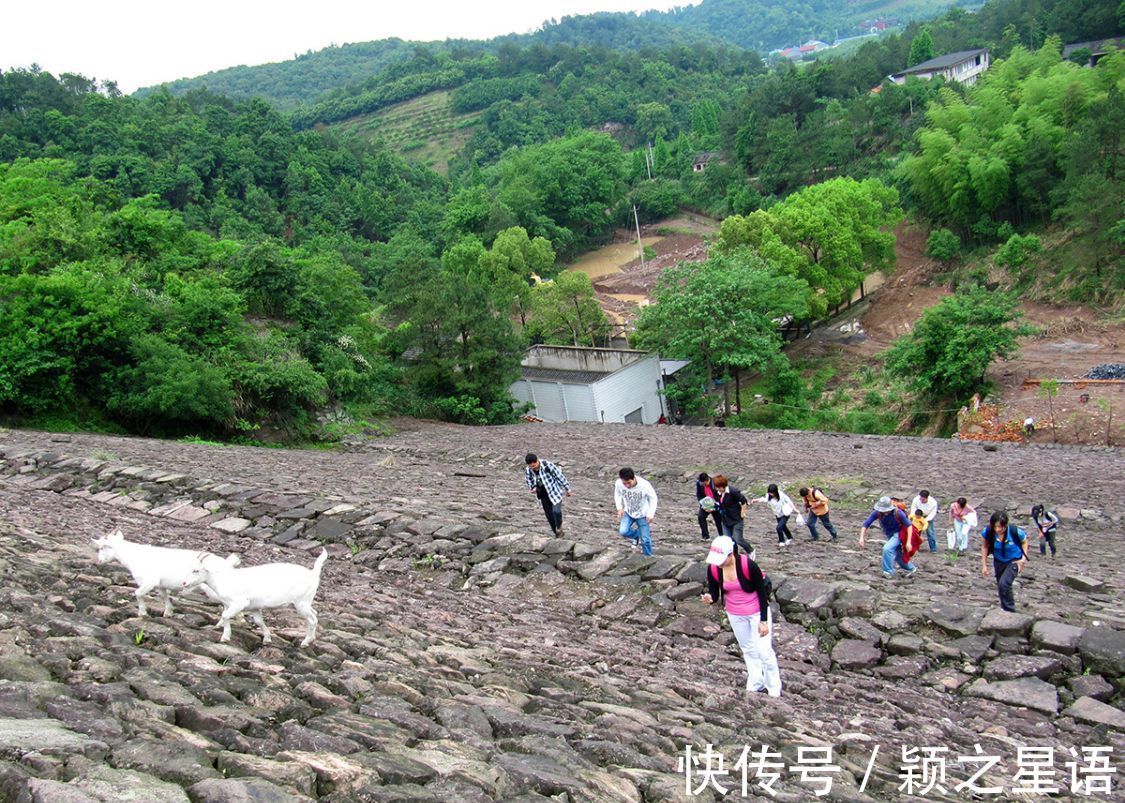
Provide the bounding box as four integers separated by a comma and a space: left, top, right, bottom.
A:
510, 345, 665, 424
891, 48, 990, 86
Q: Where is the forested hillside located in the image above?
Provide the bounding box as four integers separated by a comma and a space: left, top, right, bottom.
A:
136, 39, 420, 110
650, 0, 967, 50
139, 0, 964, 108
0, 0, 1121, 442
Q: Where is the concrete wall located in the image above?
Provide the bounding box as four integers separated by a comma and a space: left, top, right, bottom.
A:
591, 354, 664, 424
521, 346, 648, 374
512, 353, 664, 424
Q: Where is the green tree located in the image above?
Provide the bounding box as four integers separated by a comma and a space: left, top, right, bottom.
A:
908, 29, 936, 67
0, 265, 146, 413
493, 131, 626, 254
631, 178, 683, 221
635, 102, 674, 142
885, 287, 1031, 402
477, 227, 555, 326
396, 262, 522, 423
228, 239, 298, 318
926, 228, 961, 265
771, 178, 901, 308
633, 251, 811, 415
528, 271, 610, 346
719, 178, 902, 315
898, 44, 1121, 238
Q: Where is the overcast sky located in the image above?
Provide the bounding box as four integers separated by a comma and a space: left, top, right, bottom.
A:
3, 1, 696, 93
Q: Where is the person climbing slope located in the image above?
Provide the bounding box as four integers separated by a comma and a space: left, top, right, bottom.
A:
701, 535, 781, 697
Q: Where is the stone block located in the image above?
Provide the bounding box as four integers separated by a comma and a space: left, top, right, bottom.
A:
832, 639, 882, 670
1030, 620, 1084, 655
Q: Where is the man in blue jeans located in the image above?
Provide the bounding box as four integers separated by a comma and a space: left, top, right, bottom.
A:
614, 467, 658, 556
981, 511, 1028, 612
910, 490, 939, 552
858, 496, 916, 578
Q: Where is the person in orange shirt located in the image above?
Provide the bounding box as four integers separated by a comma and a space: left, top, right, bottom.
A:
798, 486, 839, 541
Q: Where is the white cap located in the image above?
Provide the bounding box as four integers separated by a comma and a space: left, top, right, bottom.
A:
706, 535, 735, 566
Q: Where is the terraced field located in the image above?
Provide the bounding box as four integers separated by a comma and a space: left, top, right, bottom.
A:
335, 91, 480, 174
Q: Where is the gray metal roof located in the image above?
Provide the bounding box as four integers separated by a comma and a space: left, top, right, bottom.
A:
520, 367, 612, 385
897, 48, 987, 75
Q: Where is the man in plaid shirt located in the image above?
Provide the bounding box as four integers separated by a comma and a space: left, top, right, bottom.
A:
525, 453, 572, 536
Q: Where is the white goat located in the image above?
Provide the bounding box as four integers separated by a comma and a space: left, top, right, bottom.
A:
92, 528, 234, 617
184, 549, 328, 647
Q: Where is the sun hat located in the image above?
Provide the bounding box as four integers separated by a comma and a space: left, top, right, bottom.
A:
873, 496, 895, 513
706, 535, 735, 566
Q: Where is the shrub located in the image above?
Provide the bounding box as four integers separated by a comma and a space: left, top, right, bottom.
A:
926, 228, 960, 264
995, 233, 1043, 269
106, 335, 234, 432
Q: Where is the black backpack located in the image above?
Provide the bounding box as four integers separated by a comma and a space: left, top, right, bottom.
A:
983, 524, 1025, 557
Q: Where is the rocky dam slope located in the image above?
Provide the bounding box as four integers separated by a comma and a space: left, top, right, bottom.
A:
0, 422, 1122, 801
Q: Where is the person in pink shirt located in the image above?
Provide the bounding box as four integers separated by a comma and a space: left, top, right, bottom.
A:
949, 497, 977, 554
700, 536, 781, 697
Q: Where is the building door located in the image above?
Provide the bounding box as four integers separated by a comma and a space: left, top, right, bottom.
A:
624, 406, 644, 424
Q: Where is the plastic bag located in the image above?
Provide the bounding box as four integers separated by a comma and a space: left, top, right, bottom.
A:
795, 513, 805, 526
946, 528, 956, 550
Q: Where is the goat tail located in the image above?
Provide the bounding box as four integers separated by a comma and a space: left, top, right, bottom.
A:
312, 548, 328, 576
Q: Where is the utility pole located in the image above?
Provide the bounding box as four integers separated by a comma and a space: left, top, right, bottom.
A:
644, 143, 654, 181
633, 205, 645, 270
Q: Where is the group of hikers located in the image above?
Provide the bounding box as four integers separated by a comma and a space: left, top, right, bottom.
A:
524, 453, 1060, 697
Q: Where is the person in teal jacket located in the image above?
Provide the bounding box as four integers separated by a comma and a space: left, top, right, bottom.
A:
980, 511, 1028, 612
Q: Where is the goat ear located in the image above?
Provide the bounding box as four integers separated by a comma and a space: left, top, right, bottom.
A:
91, 538, 104, 547
110, 529, 123, 540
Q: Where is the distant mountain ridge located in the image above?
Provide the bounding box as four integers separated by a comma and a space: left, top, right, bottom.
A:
134, 39, 420, 110
137, 0, 967, 108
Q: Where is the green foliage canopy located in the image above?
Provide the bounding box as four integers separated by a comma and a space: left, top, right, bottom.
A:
884, 286, 1031, 401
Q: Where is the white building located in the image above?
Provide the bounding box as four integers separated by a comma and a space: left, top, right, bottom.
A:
891, 48, 990, 86
510, 345, 665, 424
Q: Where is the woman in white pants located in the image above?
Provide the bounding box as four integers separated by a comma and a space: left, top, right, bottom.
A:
949, 497, 977, 554
701, 535, 782, 696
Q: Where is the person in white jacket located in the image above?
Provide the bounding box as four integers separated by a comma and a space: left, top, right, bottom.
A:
752, 484, 796, 547
614, 467, 658, 555
910, 490, 939, 552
